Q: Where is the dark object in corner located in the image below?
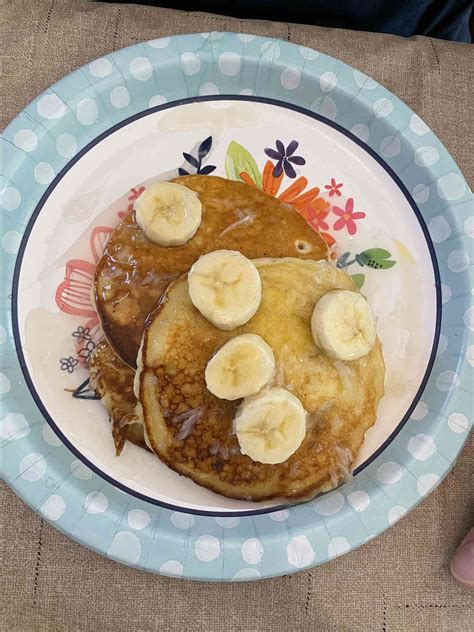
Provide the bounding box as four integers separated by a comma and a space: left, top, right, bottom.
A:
99, 0, 472, 43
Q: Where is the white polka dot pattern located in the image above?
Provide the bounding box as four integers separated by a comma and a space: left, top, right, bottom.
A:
311, 96, 337, 120
89, 58, 113, 78
41, 495, 66, 521
0, 413, 30, 441
128, 509, 151, 530
319, 72, 337, 92
287, 536, 315, 568
215, 517, 240, 528
110, 86, 130, 109
148, 37, 170, 48
56, 133, 77, 158
1, 187, 21, 211
388, 506, 406, 525
170, 512, 194, 529
373, 98, 393, 118
160, 560, 183, 576
76, 98, 98, 125
411, 401, 428, 421
412, 183, 429, 203
417, 474, 440, 496
218, 52, 241, 76
37, 93, 65, 119
447, 250, 470, 273
34, 162, 54, 184
195, 535, 221, 562
407, 434, 437, 461
42, 424, 62, 446
2, 231, 20, 257
428, 216, 451, 243
71, 460, 92, 479
436, 370, 460, 392
376, 462, 402, 485
0, 372, 12, 394
241, 538, 263, 564
84, 491, 108, 514
351, 124, 369, 142
436, 173, 466, 200
181, 52, 201, 76
313, 492, 344, 515
269, 509, 289, 522
414, 146, 439, 167
233, 568, 261, 580
328, 537, 350, 559
14, 129, 38, 152
409, 114, 429, 135
280, 67, 301, 90
347, 490, 370, 512
199, 83, 219, 96
108, 531, 141, 564
19, 453, 46, 481
464, 306, 474, 331
380, 136, 401, 158
148, 95, 167, 108
130, 57, 153, 81
447, 412, 469, 433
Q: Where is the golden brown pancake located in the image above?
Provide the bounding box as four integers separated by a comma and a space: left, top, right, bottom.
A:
89, 340, 147, 455
138, 259, 385, 502
95, 175, 328, 368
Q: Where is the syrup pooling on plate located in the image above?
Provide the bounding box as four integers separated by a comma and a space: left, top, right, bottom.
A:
94, 175, 328, 367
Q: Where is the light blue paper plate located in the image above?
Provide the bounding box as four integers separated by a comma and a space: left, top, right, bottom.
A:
1, 33, 472, 581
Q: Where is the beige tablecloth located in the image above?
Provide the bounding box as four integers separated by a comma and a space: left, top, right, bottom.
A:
1, 1, 473, 630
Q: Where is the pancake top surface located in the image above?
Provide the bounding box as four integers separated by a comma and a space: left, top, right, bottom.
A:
139, 258, 385, 502
95, 175, 328, 367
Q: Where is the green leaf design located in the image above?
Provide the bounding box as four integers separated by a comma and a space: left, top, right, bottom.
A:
351, 273, 365, 289
355, 248, 396, 270
225, 141, 263, 188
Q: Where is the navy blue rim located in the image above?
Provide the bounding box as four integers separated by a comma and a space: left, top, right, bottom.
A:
11, 95, 442, 517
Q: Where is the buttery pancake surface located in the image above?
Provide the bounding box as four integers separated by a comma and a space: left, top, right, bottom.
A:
139, 259, 385, 502
95, 175, 328, 367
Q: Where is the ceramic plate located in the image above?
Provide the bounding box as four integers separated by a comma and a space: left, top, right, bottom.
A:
1, 33, 472, 580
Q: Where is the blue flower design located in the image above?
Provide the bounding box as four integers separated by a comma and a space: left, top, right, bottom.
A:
264, 140, 306, 178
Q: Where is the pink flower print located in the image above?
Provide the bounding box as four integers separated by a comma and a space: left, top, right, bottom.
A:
332, 198, 366, 235
324, 178, 343, 197
128, 186, 145, 202
118, 186, 145, 219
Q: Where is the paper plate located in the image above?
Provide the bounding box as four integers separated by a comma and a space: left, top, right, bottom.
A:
1, 33, 472, 580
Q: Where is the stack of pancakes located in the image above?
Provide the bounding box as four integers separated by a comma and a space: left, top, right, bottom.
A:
90, 175, 384, 502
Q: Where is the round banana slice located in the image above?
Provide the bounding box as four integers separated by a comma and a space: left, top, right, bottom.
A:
311, 289, 376, 361
234, 388, 307, 464
134, 181, 202, 247
205, 334, 275, 401
188, 250, 262, 330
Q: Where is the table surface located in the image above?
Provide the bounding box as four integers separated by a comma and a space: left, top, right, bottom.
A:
1, 1, 473, 630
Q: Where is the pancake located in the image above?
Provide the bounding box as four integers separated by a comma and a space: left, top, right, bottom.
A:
95, 175, 328, 368
138, 259, 385, 502
89, 340, 147, 455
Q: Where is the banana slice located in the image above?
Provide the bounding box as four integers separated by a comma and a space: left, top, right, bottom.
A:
205, 334, 275, 400
188, 250, 261, 330
234, 388, 307, 464
134, 181, 202, 247
311, 289, 376, 361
